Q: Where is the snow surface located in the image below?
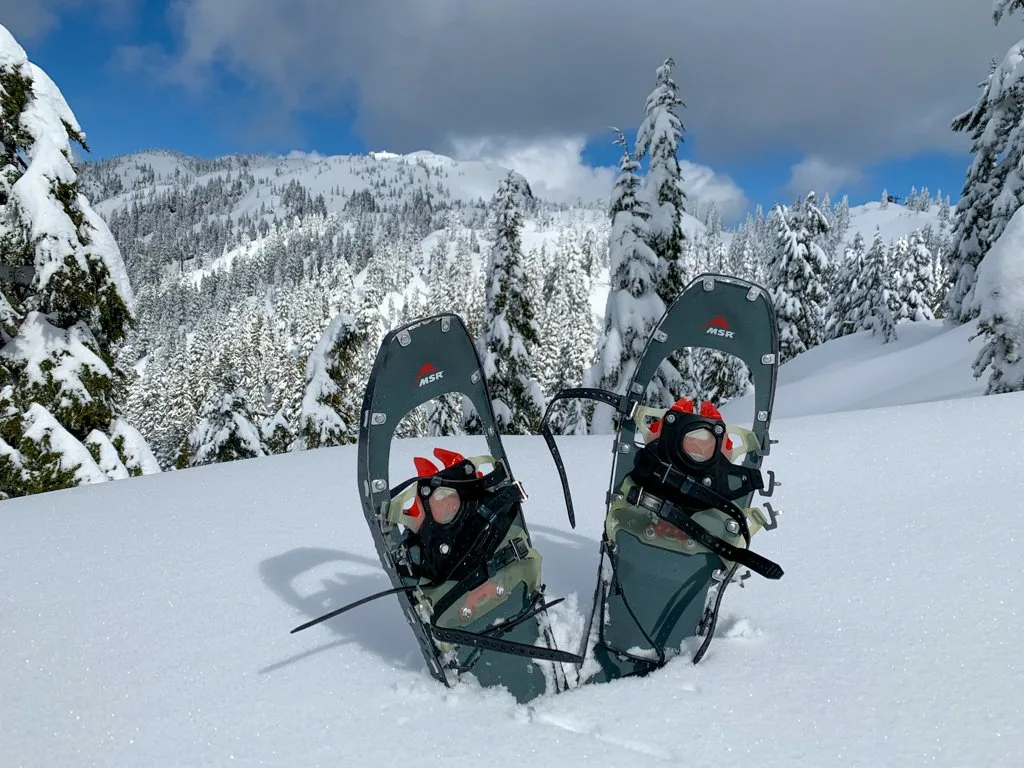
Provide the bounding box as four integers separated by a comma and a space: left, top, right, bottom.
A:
2, 319, 1022, 767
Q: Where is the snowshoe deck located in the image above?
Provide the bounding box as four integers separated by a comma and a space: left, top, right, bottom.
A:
543, 273, 784, 683
355, 313, 578, 702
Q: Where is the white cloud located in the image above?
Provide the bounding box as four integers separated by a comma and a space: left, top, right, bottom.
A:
449, 134, 749, 219
679, 160, 749, 221
160, 0, 1024, 167
449, 135, 615, 205
785, 156, 864, 198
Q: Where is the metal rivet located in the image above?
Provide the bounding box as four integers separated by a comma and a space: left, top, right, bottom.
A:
644, 527, 656, 539
665, 413, 676, 423
703, 278, 715, 291
420, 486, 430, 496
439, 543, 450, 554
713, 424, 723, 434
761, 353, 775, 365
397, 330, 411, 346
371, 479, 387, 492
757, 410, 768, 422
471, 370, 481, 384
495, 585, 505, 596
702, 477, 712, 487
746, 286, 760, 301
487, 427, 495, 436
461, 606, 472, 618
712, 569, 726, 581
464, 464, 473, 475
371, 412, 386, 425
441, 317, 450, 332
725, 520, 740, 534
653, 330, 668, 342
683, 538, 696, 549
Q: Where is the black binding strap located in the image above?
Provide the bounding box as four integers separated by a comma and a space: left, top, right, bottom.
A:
644, 491, 783, 580
540, 387, 637, 528
629, 448, 782, 579
431, 536, 531, 618
431, 624, 584, 664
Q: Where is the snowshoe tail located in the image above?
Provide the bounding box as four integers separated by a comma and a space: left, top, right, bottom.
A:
353, 313, 579, 702
542, 273, 784, 682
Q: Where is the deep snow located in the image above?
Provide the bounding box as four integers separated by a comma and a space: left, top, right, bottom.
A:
2, 320, 1021, 768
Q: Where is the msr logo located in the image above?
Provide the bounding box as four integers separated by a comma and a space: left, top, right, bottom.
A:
415, 363, 444, 387
703, 316, 735, 339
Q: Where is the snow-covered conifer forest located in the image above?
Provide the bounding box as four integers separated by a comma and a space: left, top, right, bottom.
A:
3, 3, 1024, 499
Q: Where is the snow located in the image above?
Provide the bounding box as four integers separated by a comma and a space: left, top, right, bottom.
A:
725, 320, 984, 421
110, 418, 161, 475
844, 200, 942, 249
972, 205, 1024, 320
2, 315, 1022, 766
20, 403, 106, 484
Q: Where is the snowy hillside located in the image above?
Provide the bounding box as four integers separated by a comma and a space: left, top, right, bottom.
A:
844, 199, 944, 249
724, 319, 984, 422
84, 148, 710, 237
2, 321, 1021, 768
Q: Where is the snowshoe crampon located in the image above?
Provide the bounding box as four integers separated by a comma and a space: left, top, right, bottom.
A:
293, 313, 580, 703
542, 273, 784, 683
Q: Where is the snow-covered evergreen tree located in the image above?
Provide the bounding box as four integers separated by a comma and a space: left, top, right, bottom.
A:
946, 52, 1012, 322
893, 232, 937, 323
297, 312, 364, 448
0, 24, 152, 496
825, 233, 867, 340
589, 129, 666, 432
636, 57, 687, 297
479, 171, 543, 434
971, 205, 1024, 392
857, 229, 898, 342
765, 193, 831, 362
177, 375, 265, 467
635, 58, 690, 397
538, 229, 595, 434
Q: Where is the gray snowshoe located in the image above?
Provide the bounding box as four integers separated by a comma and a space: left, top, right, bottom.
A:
542, 273, 784, 683
293, 313, 581, 702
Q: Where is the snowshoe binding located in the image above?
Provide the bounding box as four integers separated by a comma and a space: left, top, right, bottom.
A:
293, 313, 581, 702
542, 273, 785, 683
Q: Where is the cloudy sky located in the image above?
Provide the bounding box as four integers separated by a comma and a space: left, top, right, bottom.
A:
3, 0, 1023, 220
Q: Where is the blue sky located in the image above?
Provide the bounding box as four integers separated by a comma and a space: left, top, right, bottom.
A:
9, 0, 1014, 222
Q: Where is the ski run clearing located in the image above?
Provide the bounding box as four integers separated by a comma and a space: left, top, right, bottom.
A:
2, 318, 1021, 768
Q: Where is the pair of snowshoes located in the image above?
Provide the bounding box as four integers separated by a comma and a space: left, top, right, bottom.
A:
293, 273, 784, 702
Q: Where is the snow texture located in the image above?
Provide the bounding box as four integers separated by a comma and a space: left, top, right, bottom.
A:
1, 326, 1022, 767
110, 418, 161, 475
20, 402, 105, 484
970, 205, 1024, 392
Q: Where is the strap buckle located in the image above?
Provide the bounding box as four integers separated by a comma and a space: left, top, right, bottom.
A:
512, 479, 528, 502
510, 537, 530, 561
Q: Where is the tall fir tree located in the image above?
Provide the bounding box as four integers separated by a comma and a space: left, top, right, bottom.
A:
539, 229, 595, 434
589, 129, 665, 433
825, 233, 867, 340
765, 193, 831, 362
971, 206, 1024, 393
857, 229, 898, 342
0, 24, 152, 496
177, 372, 265, 468
893, 232, 937, 323
635, 58, 690, 400
946, 50, 1014, 322
479, 171, 543, 434
297, 312, 365, 448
